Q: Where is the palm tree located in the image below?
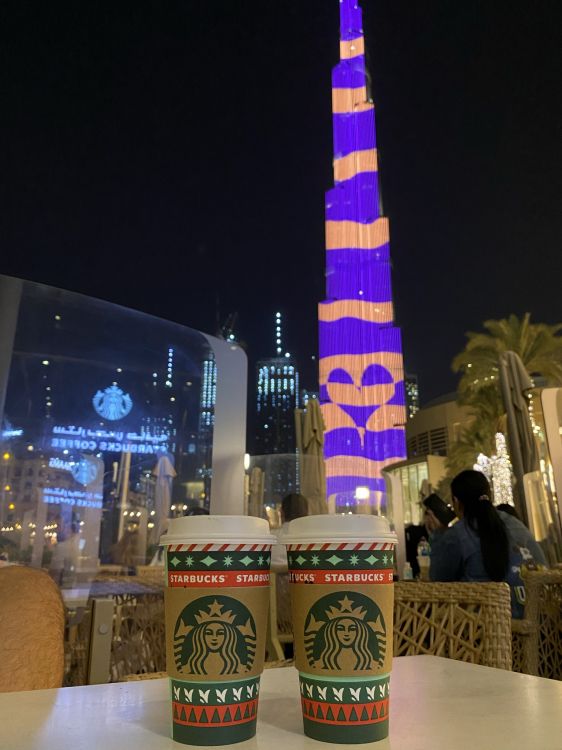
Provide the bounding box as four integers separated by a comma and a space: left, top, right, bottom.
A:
445, 314, 562, 486
452, 313, 562, 398
444, 385, 504, 481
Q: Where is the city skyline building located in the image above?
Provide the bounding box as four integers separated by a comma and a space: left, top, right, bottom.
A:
196, 357, 217, 505
300, 389, 320, 408
318, 0, 407, 511
254, 312, 300, 455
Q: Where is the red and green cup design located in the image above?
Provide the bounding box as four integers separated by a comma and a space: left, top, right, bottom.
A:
165, 544, 271, 745
288, 542, 395, 744
300, 673, 390, 744
171, 674, 261, 746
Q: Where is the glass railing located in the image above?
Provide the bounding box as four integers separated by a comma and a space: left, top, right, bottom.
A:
0, 275, 245, 685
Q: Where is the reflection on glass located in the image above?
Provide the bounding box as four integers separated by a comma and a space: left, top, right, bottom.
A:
0, 276, 215, 597
399, 463, 428, 527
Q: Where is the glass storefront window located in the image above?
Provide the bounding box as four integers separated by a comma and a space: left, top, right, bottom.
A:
399, 463, 427, 526
0, 276, 221, 591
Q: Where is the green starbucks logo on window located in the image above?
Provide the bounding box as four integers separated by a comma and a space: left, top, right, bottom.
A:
174, 596, 256, 676
304, 592, 386, 671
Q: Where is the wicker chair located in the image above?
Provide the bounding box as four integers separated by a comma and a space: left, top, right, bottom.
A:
135, 565, 165, 586
97, 564, 126, 576
110, 591, 166, 681
64, 579, 166, 684
120, 660, 295, 682
64, 605, 93, 686
511, 618, 536, 675
266, 569, 293, 661
267, 576, 512, 671
511, 569, 562, 679
0, 567, 66, 691
122, 671, 167, 681
394, 581, 512, 670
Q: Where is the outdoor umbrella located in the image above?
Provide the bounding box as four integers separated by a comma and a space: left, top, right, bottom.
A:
152, 454, 176, 542
248, 466, 265, 518
498, 351, 539, 523
295, 399, 328, 515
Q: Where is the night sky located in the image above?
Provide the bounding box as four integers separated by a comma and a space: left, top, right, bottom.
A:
2, 1, 561, 404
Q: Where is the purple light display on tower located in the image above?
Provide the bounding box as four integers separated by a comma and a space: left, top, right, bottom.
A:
319, 0, 407, 511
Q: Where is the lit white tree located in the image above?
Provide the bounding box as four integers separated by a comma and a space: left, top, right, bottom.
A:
474, 432, 514, 506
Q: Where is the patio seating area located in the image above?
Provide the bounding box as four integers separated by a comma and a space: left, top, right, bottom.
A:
61, 568, 562, 686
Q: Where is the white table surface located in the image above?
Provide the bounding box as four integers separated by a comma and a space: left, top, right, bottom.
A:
1, 657, 561, 750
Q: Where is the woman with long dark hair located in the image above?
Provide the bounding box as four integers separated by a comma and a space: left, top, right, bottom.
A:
427, 470, 546, 616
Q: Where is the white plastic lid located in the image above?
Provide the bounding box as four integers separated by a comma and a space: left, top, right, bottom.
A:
160, 515, 276, 546
281, 514, 397, 545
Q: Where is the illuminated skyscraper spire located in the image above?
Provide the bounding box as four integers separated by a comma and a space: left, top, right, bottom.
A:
275, 311, 282, 355
318, 0, 407, 511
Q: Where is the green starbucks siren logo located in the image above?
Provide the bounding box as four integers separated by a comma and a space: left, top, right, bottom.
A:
304, 592, 386, 671
174, 595, 256, 676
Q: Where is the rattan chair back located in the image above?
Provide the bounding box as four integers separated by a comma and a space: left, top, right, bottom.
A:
512, 569, 562, 678
394, 581, 512, 670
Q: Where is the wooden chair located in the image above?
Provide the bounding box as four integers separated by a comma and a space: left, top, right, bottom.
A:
0, 567, 65, 691
394, 581, 512, 670
511, 569, 562, 679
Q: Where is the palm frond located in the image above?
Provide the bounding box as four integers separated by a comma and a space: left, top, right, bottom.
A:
445, 313, 562, 487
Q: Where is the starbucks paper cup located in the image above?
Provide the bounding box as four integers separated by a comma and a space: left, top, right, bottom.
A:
161, 516, 276, 745
281, 515, 397, 744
